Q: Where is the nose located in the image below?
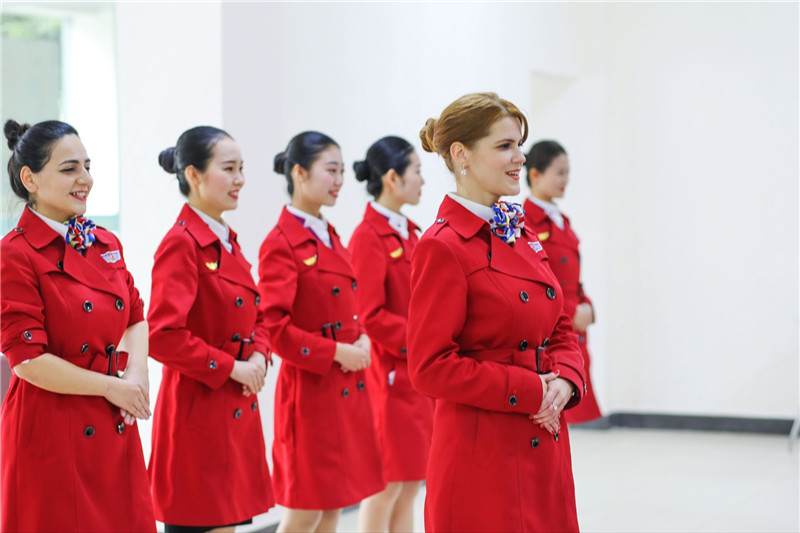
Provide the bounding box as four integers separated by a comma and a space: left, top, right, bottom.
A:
513, 147, 526, 165
77, 167, 93, 186
234, 170, 245, 186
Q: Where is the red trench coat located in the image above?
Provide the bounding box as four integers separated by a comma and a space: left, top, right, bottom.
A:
524, 198, 602, 423
147, 204, 274, 526
257, 207, 384, 510
407, 196, 587, 533
0, 207, 155, 533
348, 204, 434, 482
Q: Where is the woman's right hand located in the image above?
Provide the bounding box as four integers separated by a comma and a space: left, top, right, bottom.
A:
230, 360, 265, 396
334, 342, 370, 373
529, 372, 560, 435
104, 377, 151, 421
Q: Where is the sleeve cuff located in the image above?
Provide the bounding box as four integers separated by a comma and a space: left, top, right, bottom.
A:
203, 347, 236, 389
505, 366, 544, 413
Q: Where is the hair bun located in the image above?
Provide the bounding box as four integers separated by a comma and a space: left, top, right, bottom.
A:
4, 119, 31, 151
158, 147, 177, 174
273, 152, 287, 174
419, 118, 437, 153
353, 160, 371, 182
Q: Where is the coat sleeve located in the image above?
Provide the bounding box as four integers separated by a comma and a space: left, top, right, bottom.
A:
0, 241, 48, 367
257, 232, 336, 375
547, 309, 587, 409
147, 232, 235, 389
349, 228, 408, 359
408, 236, 545, 414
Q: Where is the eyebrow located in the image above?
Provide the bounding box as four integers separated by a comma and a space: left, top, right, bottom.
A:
325, 161, 342, 166
221, 160, 241, 165
59, 159, 91, 165
496, 138, 518, 144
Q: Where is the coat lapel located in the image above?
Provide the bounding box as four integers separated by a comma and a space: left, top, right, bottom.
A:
278, 207, 353, 277
364, 203, 418, 262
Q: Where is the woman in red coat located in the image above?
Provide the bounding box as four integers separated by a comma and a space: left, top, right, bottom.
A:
0, 119, 155, 532
348, 136, 434, 533
524, 140, 602, 424
147, 126, 274, 532
258, 131, 384, 533
409, 93, 587, 533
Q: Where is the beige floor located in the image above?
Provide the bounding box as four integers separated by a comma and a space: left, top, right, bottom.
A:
251, 428, 799, 533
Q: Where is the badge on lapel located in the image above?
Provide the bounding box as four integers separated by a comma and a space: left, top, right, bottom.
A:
389, 247, 403, 259
101, 250, 121, 263
537, 231, 550, 241
528, 241, 543, 253
303, 255, 318, 266
205, 261, 219, 271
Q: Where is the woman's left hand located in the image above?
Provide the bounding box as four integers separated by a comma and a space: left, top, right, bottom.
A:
120, 364, 150, 425
530, 376, 574, 433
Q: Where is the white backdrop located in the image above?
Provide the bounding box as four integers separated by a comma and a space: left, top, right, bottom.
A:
110, 0, 798, 492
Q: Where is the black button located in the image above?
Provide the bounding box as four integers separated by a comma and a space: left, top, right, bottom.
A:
23, 331, 32, 340
357, 381, 365, 391
509, 395, 518, 406
332, 286, 341, 296
531, 437, 540, 448
84, 426, 95, 438
435, 218, 445, 224
342, 388, 350, 398
115, 299, 124, 311
335, 321, 342, 330
400, 347, 407, 356
579, 335, 585, 343
232, 333, 241, 342
117, 423, 125, 434
209, 360, 218, 369
251, 401, 258, 411
301, 347, 310, 356
352, 280, 358, 290
519, 339, 528, 351
560, 257, 567, 264
57, 260, 64, 270
519, 291, 529, 303
83, 300, 93, 312
105, 344, 116, 356
235, 297, 244, 307
554, 432, 560, 442
178, 220, 186, 226
234, 408, 242, 419
81, 343, 89, 353
255, 295, 261, 306
542, 337, 550, 348
13, 227, 22, 232
487, 252, 492, 260
546, 287, 557, 300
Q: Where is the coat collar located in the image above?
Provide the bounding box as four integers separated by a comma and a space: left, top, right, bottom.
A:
434, 194, 488, 241
176, 204, 255, 290
16, 206, 115, 250
363, 203, 420, 240
277, 207, 354, 278
522, 198, 575, 245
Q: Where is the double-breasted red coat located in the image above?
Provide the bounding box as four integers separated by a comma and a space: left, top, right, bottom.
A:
348, 204, 434, 482
147, 204, 274, 526
257, 207, 384, 510
524, 198, 601, 423
407, 196, 587, 533
0, 207, 155, 533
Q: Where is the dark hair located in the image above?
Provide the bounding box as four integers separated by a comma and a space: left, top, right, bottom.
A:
159, 126, 232, 197
353, 136, 414, 198
273, 131, 339, 195
524, 140, 567, 186
5, 119, 79, 203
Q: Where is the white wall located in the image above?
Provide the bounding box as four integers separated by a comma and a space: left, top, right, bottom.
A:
217, 1, 798, 421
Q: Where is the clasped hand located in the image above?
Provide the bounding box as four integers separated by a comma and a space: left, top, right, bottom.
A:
529, 372, 573, 435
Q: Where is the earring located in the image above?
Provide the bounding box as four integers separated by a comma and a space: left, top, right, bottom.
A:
460, 167, 467, 176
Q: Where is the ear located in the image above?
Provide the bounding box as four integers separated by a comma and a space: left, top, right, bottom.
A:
19, 166, 37, 194
528, 168, 541, 181
382, 168, 401, 192
185, 165, 201, 188
450, 142, 469, 171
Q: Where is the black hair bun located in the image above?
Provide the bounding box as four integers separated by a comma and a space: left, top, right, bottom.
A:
158, 147, 177, 174
274, 152, 287, 174
353, 160, 371, 182
4, 119, 30, 151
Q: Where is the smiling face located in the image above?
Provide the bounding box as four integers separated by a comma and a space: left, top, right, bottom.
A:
187, 136, 244, 221
23, 134, 93, 222
529, 152, 569, 202
292, 144, 344, 213
457, 116, 526, 206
